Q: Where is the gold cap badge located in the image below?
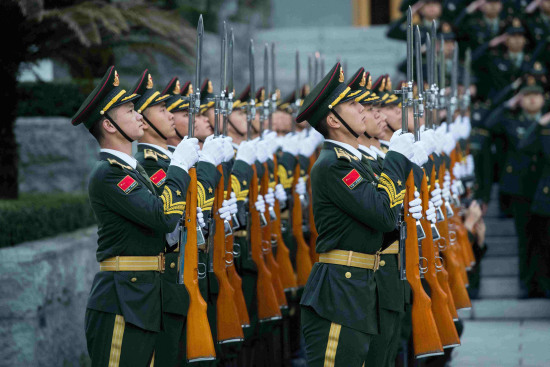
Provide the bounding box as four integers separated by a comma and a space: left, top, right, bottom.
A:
188, 84, 194, 96
359, 72, 366, 87
146, 74, 153, 89
380, 78, 386, 92
513, 18, 521, 28
173, 80, 181, 94
113, 71, 120, 87
386, 76, 392, 92
527, 75, 536, 85
442, 22, 451, 33
207, 80, 213, 93
535, 62, 542, 71
366, 75, 372, 90
339, 67, 344, 83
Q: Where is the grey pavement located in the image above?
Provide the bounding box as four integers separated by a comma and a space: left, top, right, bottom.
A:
449, 320, 550, 367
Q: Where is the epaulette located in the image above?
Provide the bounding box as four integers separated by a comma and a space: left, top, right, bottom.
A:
334, 147, 358, 162
143, 149, 169, 161
362, 154, 375, 161
107, 158, 132, 171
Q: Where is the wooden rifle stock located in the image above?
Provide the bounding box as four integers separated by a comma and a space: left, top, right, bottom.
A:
292, 164, 313, 287
272, 155, 298, 291
249, 164, 282, 321
436, 164, 472, 310
224, 180, 250, 328
260, 162, 287, 308
307, 154, 319, 264
405, 171, 444, 358
430, 165, 459, 320
183, 167, 216, 362
420, 169, 460, 348
212, 164, 244, 343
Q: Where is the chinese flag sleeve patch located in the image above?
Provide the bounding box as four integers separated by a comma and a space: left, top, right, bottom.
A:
150, 169, 167, 187
342, 169, 363, 189
117, 175, 138, 194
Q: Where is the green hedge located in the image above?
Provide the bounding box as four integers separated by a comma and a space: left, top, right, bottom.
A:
17, 82, 89, 117
0, 193, 96, 248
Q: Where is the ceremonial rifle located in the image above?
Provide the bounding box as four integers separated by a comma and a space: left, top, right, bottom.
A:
223, 27, 251, 329
211, 22, 245, 344
180, 15, 216, 362
395, 6, 414, 133
247, 39, 282, 321
260, 43, 288, 309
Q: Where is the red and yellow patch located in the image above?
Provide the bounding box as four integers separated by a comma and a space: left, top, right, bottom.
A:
342, 169, 363, 189
117, 175, 138, 194
150, 169, 167, 187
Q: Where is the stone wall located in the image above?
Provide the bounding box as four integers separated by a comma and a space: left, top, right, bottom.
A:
0, 227, 98, 367
15, 117, 99, 193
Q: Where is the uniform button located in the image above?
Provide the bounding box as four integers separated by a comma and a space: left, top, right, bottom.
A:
345, 272, 352, 279
131, 277, 137, 283
380, 260, 386, 267
544, 187, 549, 194
170, 262, 176, 269
506, 166, 512, 173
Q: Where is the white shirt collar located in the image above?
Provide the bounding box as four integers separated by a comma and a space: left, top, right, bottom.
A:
379, 139, 390, 146
100, 148, 137, 169
358, 144, 377, 159
326, 139, 362, 160
138, 143, 173, 159
370, 145, 386, 159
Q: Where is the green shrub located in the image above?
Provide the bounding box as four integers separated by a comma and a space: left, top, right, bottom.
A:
17, 82, 89, 117
0, 193, 96, 248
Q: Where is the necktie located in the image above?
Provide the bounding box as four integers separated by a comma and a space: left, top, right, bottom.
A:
135, 162, 157, 192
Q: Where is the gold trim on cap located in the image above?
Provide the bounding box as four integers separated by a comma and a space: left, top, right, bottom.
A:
100, 89, 126, 115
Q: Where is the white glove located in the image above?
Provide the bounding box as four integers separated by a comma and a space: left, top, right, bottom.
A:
229, 193, 238, 214
171, 137, 200, 172
255, 139, 271, 163
411, 141, 429, 166
466, 154, 474, 175
461, 116, 472, 139
296, 177, 306, 195
451, 180, 460, 196
265, 187, 276, 207
275, 136, 285, 151
419, 126, 437, 155
388, 131, 415, 160
165, 222, 181, 246
442, 133, 456, 156
282, 133, 300, 155
235, 141, 256, 165
219, 196, 237, 220
222, 136, 235, 162
199, 135, 225, 166
442, 174, 451, 202
262, 130, 279, 155
409, 191, 423, 220
197, 207, 206, 228
430, 182, 443, 208
255, 194, 266, 213
299, 136, 318, 157
426, 200, 436, 223
275, 183, 287, 202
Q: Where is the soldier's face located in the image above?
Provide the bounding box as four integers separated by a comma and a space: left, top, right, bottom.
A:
520, 92, 544, 113
381, 106, 401, 132
272, 110, 292, 136
113, 102, 144, 140
482, 2, 502, 18
205, 107, 216, 129
173, 110, 189, 138
362, 105, 384, 137
195, 114, 214, 141
144, 102, 177, 139
335, 100, 366, 136
420, 2, 442, 20
506, 34, 526, 53
228, 109, 248, 143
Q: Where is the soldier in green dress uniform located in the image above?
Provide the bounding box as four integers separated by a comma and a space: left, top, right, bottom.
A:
296, 62, 420, 366
75, 66, 201, 366
163, 79, 192, 152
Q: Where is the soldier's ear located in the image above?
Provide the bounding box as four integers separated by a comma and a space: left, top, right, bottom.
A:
102, 118, 117, 134
326, 112, 340, 129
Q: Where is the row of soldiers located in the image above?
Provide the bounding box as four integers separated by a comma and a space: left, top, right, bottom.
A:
389, 0, 550, 299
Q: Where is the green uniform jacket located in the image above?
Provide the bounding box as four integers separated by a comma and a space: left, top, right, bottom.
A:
301, 142, 410, 335
86, 152, 189, 332
519, 121, 550, 216
134, 144, 220, 316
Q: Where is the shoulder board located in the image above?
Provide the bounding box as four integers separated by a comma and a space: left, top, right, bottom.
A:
334, 147, 358, 162
362, 154, 375, 161
107, 158, 132, 171
143, 149, 159, 161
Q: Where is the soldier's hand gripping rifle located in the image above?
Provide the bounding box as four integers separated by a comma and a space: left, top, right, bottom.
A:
402, 22, 444, 359
291, 50, 313, 287
211, 22, 245, 344
260, 43, 287, 309
247, 39, 282, 322
223, 27, 251, 329
180, 15, 216, 362
270, 46, 298, 291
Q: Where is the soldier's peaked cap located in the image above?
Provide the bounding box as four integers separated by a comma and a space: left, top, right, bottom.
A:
131, 69, 170, 114
297, 62, 357, 127
71, 66, 140, 129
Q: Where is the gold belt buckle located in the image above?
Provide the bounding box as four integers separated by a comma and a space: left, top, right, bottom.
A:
159, 253, 165, 273
373, 251, 381, 272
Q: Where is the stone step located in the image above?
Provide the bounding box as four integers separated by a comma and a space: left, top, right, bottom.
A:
484, 236, 518, 257
479, 276, 520, 298
481, 256, 519, 277
485, 218, 516, 237
457, 299, 550, 320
